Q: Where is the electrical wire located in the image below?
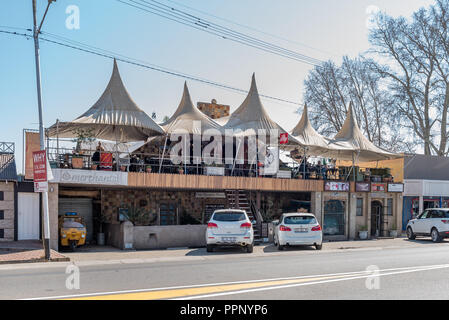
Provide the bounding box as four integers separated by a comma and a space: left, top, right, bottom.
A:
0, 28, 303, 108
115, 0, 323, 66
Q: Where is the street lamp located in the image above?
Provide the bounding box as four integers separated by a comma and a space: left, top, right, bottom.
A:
32, 0, 56, 261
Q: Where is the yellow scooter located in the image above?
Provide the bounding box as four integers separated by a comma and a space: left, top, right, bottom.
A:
59, 212, 87, 251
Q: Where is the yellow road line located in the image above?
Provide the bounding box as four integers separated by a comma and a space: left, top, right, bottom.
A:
65, 273, 363, 300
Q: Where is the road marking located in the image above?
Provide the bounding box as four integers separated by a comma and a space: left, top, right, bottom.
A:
24, 263, 449, 300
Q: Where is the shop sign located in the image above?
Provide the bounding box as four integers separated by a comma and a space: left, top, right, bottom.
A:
205, 166, 225, 176
33, 150, 48, 192
195, 192, 226, 199
51, 169, 128, 186
324, 181, 350, 192
371, 183, 386, 192
356, 182, 370, 192
388, 183, 404, 193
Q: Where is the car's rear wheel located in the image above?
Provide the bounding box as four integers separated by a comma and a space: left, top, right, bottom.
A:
431, 228, 442, 243
206, 245, 214, 252
277, 242, 284, 251
246, 244, 253, 253
407, 227, 416, 240
315, 244, 322, 250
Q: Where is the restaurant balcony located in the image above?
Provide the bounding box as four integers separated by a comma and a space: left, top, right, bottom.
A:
47, 146, 402, 193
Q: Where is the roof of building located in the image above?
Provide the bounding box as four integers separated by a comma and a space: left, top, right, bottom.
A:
404, 154, 449, 180
327, 103, 401, 161
0, 154, 18, 181
47, 59, 165, 142
160, 82, 222, 134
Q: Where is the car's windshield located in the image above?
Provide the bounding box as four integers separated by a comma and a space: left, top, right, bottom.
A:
283, 216, 316, 225
62, 221, 84, 228
213, 212, 246, 222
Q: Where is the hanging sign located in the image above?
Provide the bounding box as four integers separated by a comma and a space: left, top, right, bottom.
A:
33, 150, 48, 192
279, 133, 289, 145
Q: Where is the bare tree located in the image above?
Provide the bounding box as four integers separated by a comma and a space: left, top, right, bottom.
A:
304, 56, 403, 151
369, 0, 449, 155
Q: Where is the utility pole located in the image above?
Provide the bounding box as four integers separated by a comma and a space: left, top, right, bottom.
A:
32, 0, 55, 260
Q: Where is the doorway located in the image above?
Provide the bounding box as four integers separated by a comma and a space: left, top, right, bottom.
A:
371, 200, 383, 237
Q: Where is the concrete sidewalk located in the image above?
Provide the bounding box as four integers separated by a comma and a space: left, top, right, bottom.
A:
0, 241, 69, 264
62, 237, 449, 265
1, 237, 447, 267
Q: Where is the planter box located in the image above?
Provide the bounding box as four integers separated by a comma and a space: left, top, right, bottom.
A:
359, 230, 368, 240
72, 157, 83, 169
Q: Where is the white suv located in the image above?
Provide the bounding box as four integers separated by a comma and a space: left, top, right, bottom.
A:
274, 213, 323, 250
206, 209, 254, 253
406, 208, 449, 242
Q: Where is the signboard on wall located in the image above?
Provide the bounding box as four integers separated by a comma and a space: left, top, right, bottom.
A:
324, 181, 350, 192
388, 183, 404, 193
25, 131, 41, 180
33, 150, 48, 193
51, 169, 128, 186
356, 182, 370, 192
371, 183, 387, 192
195, 192, 226, 199
260, 146, 279, 175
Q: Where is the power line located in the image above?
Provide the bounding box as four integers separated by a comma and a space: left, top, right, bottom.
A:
115, 0, 324, 66
163, 0, 337, 58
0, 28, 303, 108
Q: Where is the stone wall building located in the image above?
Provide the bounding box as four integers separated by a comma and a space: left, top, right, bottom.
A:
0, 149, 18, 241
197, 99, 230, 119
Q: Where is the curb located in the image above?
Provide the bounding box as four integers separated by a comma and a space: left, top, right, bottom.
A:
0, 257, 71, 265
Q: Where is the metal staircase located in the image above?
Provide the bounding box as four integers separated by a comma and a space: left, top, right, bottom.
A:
225, 190, 262, 243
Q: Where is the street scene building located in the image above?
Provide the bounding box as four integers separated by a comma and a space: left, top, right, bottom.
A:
14, 61, 404, 251
3, 0, 449, 303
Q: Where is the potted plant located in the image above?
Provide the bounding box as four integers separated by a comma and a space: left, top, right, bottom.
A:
94, 211, 108, 246
359, 225, 369, 240
71, 129, 95, 169
389, 222, 398, 238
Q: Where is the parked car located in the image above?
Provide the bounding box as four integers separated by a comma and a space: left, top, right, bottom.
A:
273, 213, 322, 250
206, 209, 254, 253
406, 208, 449, 243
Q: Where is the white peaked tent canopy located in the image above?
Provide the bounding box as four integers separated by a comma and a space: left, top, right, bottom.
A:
160, 82, 222, 134
223, 73, 300, 145
290, 103, 334, 155
47, 59, 165, 142
328, 103, 401, 162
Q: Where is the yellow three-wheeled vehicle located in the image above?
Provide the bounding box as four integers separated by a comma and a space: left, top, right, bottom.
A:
58, 212, 87, 251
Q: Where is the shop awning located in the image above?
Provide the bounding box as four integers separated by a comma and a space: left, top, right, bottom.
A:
160, 82, 223, 135
327, 103, 402, 162
47, 59, 165, 142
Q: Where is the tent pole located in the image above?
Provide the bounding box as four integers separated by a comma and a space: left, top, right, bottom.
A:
56, 119, 59, 165
232, 137, 242, 176
303, 147, 306, 179
159, 135, 168, 173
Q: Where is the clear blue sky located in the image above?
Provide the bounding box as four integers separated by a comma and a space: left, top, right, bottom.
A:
0, 0, 434, 173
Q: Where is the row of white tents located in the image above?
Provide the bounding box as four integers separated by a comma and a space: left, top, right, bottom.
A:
47, 60, 401, 163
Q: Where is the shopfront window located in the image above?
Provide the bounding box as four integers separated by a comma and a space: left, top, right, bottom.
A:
323, 200, 345, 236
160, 203, 177, 225
387, 198, 393, 216
356, 198, 363, 216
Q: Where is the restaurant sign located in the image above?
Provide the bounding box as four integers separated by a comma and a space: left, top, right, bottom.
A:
51, 169, 128, 186
355, 182, 370, 192
324, 181, 350, 192
388, 183, 404, 193
371, 183, 386, 192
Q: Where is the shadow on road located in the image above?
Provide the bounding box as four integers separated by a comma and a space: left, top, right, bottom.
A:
405, 238, 448, 244
263, 244, 316, 253
185, 247, 250, 256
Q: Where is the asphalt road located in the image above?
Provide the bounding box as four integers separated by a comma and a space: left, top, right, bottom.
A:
1, 243, 449, 300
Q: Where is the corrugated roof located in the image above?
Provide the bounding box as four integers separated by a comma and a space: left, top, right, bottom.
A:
0, 154, 18, 181
404, 154, 449, 180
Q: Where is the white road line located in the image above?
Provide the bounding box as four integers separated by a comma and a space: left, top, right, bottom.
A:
23, 263, 449, 300
178, 264, 449, 300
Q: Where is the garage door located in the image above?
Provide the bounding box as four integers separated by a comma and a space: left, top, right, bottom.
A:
18, 193, 40, 240
59, 198, 93, 243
